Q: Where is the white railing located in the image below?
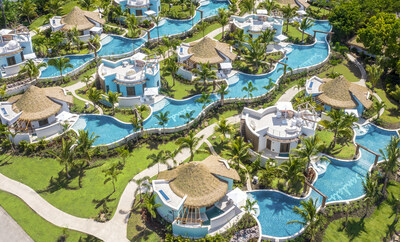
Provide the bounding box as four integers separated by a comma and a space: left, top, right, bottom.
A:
35, 122, 63, 139
210, 205, 238, 230
115, 72, 146, 84
127, 0, 150, 7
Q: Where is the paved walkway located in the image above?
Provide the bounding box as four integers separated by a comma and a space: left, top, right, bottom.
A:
277, 86, 304, 102
347, 53, 367, 87
0, 206, 33, 242
0, 115, 240, 241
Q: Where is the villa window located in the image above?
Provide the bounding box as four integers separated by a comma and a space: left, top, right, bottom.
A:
136, 10, 143, 16
38, 118, 49, 127
117, 84, 121, 93
6, 56, 16, 66
127, 86, 135, 96
106, 85, 110, 93
280, 143, 290, 153
20, 52, 25, 61
157, 81, 160, 87
266, 139, 271, 150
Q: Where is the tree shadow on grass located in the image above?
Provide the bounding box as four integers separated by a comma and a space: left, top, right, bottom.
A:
130, 228, 154, 242
0, 155, 13, 166
38, 171, 79, 194
343, 218, 366, 240
92, 193, 116, 210
78, 235, 102, 242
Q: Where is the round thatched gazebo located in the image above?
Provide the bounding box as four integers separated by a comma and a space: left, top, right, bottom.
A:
60, 6, 105, 32
187, 37, 237, 65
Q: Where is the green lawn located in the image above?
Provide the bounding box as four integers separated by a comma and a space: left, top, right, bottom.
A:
284, 23, 304, 39
318, 59, 361, 83
214, 32, 223, 41
62, 68, 96, 87
161, 3, 192, 19
0, 191, 97, 242
317, 130, 356, 159
184, 23, 222, 43
374, 85, 400, 125
308, 5, 331, 19
323, 182, 400, 241
0, 140, 182, 218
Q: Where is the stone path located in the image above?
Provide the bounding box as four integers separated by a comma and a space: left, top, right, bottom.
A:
0, 206, 33, 242
0, 115, 240, 242
347, 53, 367, 87
277, 86, 304, 102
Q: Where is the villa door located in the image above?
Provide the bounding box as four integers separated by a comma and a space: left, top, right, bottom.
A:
127, 86, 135, 97
142, 83, 147, 94
266, 139, 271, 150
280, 143, 290, 153
6, 56, 16, 66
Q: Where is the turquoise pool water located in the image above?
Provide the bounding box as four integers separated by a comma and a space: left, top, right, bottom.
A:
148, 0, 229, 39
250, 124, 398, 238
39, 35, 146, 78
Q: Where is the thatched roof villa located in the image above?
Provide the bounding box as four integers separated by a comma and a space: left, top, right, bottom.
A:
0, 86, 75, 143
152, 155, 245, 238
50, 7, 105, 35
177, 37, 237, 80
305, 75, 372, 117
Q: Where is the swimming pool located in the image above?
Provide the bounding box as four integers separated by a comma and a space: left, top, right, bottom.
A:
250, 124, 398, 239
148, 0, 229, 39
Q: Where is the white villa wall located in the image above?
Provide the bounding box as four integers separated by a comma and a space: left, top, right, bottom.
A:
11, 133, 31, 144
35, 122, 63, 139
118, 96, 141, 107
177, 67, 193, 81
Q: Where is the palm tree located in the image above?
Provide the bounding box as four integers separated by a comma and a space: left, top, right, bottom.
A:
136, 104, 147, 131
20, 0, 37, 24
198, 21, 209, 38
79, 0, 94, 10
133, 176, 150, 203
241, 0, 255, 14
141, 194, 162, 221
179, 110, 195, 128
226, 136, 252, 168
165, 148, 181, 167
76, 129, 98, 165
217, 83, 229, 106
366, 64, 384, 90
18, 59, 47, 82
245, 38, 266, 69
281, 4, 298, 32
388, 192, 400, 223
82, 74, 92, 91
214, 118, 234, 143
88, 35, 101, 59
261, 0, 279, 15
288, 198, 319, 241
0, 0, 7, 27
131, 115, 142, 136
230, 29, 246, 56
242, 81, 258, 98
379, 136, 400, 195
111, 6, 124, 27
103, 162, 123, 193
259, 158, 277, 186
163, 57, 180, 86
279, 155, 305, 194
217, 8, 229, 39
106, 91, 121, 115
192, 62, 217, 91
154, 111, 170, 133
45, 0, 64, 16
48, 57, 73, 82
373, 101, 385, 120
241, 198, 257, 215
292, 135, 326, 174
176, 130, 202, 161
195, 92, 212, 109
258, 29, 274, 45
362, 172, 379, 215
0, 84, 6, 101
48, 138, 75, 179
263, 78, 276, 92
147, 150, 168, 173
115, 146, 130, 166
151, 15, 163, 42
87, 87, 102, 110
319, 109, 358, 148
299, 17, 314, 42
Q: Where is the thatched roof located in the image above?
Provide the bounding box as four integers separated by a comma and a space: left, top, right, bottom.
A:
157, 155, 240, 207
201, 155, 240, 181
8, 86, 73, 121
61, 7, 105, 31
188, 37, 237, 65
317, 76, 372, 109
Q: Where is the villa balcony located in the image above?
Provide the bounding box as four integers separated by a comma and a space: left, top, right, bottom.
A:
114, 71, 147, 85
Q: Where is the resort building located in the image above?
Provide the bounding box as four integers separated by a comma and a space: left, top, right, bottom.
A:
305, 75, 372, 117
0, 86, 75, 143
152, 155, 245, 238
50, 7, 105, 36
241, 102, 318, 162
177, 37, 237, 80
98, 53, 160, 106
114, 0, 161, 17
231, 12, 286, 42
0, 26, 36, 78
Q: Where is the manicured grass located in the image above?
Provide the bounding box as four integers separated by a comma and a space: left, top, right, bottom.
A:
208, 109, 240, 124
374, 85, 400, 125
0, 191, 96, 242
161, 3, 192, 19
309, 5, 331, 19
113, 106, 151, 123
214, 32, 223, 41
318, 59, 361, 83
184, 23, 221, 43
0, 140, 182, 218
61, 68, 96, 87
127, 197, 162, 242
317, 130, 356, 159
284, 23, 303, 40
323, 182, 400, 241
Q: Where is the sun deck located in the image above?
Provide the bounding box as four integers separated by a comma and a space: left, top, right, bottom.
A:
153, 180, 184, 209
